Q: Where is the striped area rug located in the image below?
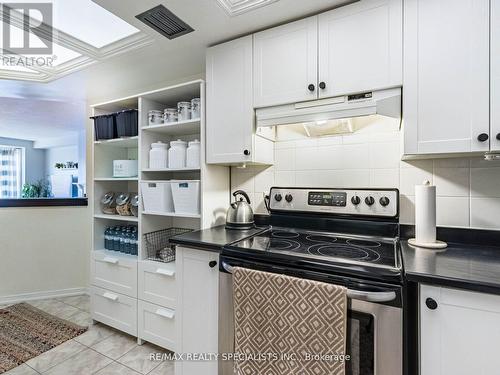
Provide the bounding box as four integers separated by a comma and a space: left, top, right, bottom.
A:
0, 303, 87, 373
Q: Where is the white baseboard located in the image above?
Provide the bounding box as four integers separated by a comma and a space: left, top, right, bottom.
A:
0, 287, 89, 305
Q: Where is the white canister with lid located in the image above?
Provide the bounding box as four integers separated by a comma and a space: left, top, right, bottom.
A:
186, 139, 201, 168
149, 141, 168, 169
168, 140, 188, 169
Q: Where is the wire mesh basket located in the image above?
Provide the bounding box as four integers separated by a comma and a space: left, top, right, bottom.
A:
144, 227, 193, 263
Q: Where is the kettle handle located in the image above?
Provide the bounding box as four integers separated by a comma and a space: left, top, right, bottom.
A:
233, 190, 251, 204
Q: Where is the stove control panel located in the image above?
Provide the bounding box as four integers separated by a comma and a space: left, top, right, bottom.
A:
308, 192, 347, 207
270, 187, 399, 218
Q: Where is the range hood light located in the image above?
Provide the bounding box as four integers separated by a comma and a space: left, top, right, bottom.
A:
315, 120, 328, 126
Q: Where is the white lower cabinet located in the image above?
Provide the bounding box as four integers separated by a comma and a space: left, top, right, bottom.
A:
91, 251, 138, 298
91, 286, 138, 336
420, 285, 500, 374
175, 246, 219, 375
138, 300, 176, 351
138, 260, 176, 308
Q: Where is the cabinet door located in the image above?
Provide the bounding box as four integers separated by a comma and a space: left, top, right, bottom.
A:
318, 0, 402, 98
404, 0, 490, 155
420, 285, 500, 375
175, 247, 219, 375
253, 16, 318, 107
206, 36, 253, 164
492, 0, 500, 151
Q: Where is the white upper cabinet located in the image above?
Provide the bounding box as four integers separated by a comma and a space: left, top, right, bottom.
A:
403, 0, 490, 155
318, 0, 402, 98
253, 16, 318, 108
206, 36, 254, 164
492, 0, 500, 151
420, 285, 500, 375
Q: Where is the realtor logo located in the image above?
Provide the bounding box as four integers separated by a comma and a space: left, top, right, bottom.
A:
1, 2, 53, 54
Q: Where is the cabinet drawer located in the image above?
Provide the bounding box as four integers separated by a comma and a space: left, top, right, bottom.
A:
138, 300, 175, 351
91, 286, 137, 336
138, 261, 176, 308
91, 251, 137, 298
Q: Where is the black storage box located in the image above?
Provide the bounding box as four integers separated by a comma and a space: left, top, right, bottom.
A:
116, 109, 139, 137
92, 114, 116, 140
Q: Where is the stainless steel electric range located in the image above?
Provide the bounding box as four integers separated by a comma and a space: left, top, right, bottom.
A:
219, 187, 403, 375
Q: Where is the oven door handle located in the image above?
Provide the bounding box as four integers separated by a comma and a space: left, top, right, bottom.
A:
346, 289, 396, 303
221, 262, 396, 303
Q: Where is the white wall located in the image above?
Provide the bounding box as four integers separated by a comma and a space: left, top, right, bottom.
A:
231, 117, 500, 230
0, 206, 89, 301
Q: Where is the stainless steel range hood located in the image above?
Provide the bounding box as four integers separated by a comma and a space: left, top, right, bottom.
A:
256, 87, 401, 128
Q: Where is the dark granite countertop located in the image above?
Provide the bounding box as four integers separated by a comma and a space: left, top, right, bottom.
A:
402, 240, 500, 295
170, 225, 267, 252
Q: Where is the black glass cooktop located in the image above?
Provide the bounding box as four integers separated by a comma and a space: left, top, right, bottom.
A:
230, 228, 399, 269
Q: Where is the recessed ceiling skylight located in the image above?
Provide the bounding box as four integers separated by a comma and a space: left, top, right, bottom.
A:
216, 0, 280, 16
9, 0, 140, 48
0, 0, 152, 82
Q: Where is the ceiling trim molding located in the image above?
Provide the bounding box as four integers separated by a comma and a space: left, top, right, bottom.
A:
216, 0, 280, 16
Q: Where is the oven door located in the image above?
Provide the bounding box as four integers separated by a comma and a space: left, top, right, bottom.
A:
218, 258, 402, 375
347, 299, 402, 375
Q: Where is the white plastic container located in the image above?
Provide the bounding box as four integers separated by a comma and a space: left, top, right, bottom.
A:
171, 180, 200, 214
113, 160, 138, 178
186, 140, 200, 168
149, 141, 168, 169
141, 181, 174, 213
168, 140, 187, 169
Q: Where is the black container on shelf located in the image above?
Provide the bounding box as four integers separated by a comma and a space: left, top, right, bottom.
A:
116, 109, 138, 137
92, 114, 116, 140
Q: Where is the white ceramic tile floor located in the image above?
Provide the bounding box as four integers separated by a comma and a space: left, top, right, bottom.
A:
2, 296, 175, 375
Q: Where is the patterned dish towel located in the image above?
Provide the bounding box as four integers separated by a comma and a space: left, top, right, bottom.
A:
233, 267, 347, 375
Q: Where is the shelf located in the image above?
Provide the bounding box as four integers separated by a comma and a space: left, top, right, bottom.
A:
94, 177, 139, 181
142, 167, 200, 172
141, 119, 200, 135
94, 136, 138, 148
94, 249, 138, 261
142, 211, 201, 219
94, 214, 139, 222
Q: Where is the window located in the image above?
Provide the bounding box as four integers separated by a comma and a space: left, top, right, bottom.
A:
0, 145, 23, 198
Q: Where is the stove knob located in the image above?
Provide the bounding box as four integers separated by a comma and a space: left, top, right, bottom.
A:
274, 193, 283, 202
379, 196, 390, 207
285, 194, 293, 203
365, 196, 375, 206
351, 196, 361, 205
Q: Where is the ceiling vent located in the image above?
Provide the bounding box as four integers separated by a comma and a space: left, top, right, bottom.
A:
135, 5, 194, 40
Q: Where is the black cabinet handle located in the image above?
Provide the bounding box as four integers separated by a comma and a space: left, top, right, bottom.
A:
243, 149, 250, 156
308, 84, 315, 92
209, 261, 217, 268
497, 133, 500, 141
425, 297, 438, 310
477, 133, 489, 142
319, 81, 326, 89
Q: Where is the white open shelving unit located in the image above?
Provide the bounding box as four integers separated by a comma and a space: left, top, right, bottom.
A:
89, 79, 229, 350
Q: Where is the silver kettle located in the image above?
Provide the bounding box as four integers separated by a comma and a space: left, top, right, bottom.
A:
226, 190, 254, 230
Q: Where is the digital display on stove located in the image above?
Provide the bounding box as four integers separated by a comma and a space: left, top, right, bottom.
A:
308, 191, 347, 207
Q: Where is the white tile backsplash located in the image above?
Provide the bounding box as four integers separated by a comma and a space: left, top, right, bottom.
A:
231, 128, 500, 230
